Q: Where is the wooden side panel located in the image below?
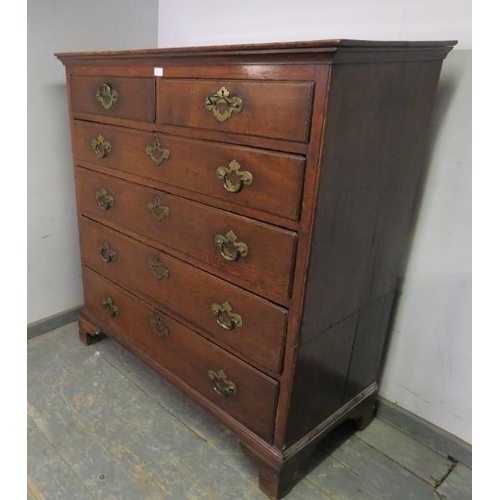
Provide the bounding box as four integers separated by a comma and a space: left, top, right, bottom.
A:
300, 60, 443, 341
285, 59, 444, 446
284, 315, 358, 445
342, 292, 394, 402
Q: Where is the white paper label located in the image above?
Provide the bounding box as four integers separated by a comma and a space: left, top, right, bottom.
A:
154, 67, 163, 77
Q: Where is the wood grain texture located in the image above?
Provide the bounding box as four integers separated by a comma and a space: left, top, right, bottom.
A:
436, 463, 472, 500
70, 114, 310, 155
342, 292, 394, 402
316, 428, 438, 500
81, 322, 332, 500
82, 267, 279, 442
29, 325, 472, 500
240, 440, 320, 500
158, 79, 314, 143
78, 317, 104, 345
72, 120, 305, 221
55, 38, 456, 65
79, 217, 287, 374
76, 167, 297, 302
28, 327, 238, 500
377, 398, 472, 468
356, 419, 455, 487
28, 345, 208, 499
284, 315, 358, 445
70, 76, 155, 122
56, 40, 455, 499
27, 416, 91, 500
300, 59, 444, 342
283, 58, 444, 448
270, 64, 332, 453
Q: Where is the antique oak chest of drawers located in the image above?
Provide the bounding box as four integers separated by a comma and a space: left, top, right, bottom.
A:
56, 39, 455, 498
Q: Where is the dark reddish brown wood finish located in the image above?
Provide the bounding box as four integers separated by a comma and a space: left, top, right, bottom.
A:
77, 315, 104, 345
284, 57, 447, 447
79, 216, 287, 373
57, 39, 456, 500
158, 78, 314, 142
75, 167, 297, 301
72, 120, 305, 221
83, 267, 279, 442
343, 292, 395, 403
70, 76, 155, 121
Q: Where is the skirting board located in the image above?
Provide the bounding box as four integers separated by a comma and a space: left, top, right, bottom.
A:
376, 398, 472, 468
27, 306, 81, 340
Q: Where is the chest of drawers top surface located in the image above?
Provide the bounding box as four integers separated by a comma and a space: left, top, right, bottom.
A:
57, 38, 455, 500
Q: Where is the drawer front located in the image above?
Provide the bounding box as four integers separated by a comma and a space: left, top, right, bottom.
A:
158, 78, 314, 143
73, 120, 305, 221
70, 76, 155, 122
80, 217, 287, 373
76, 167, 296, 301
83, 267, 278, 442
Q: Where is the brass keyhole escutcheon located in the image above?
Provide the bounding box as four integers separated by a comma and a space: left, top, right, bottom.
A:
210, 301, 243, 330
101, 296, 119, 317
146, 139, 170, 166
205, 87, 243, 123
208, 369, 237, 397
214, 230, 248, 262
216, 160, 253, 193
96, 83, 118, 110
91, 134, 112, 158
95, 188, 115, 210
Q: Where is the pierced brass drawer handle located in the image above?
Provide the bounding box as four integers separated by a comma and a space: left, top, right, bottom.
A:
148, 257, 169, 280
216, 160, 253, 193
102, 296, 118, 317
208, 369, 237, 397
96, 83, 118, 110
211, 301, 243, 330
91, 134, 112, 158
98, 241, 116, 263
205, 86, 243, 123
95, 188, 115, 210
214, 230, 248, 261
147, 196, 170, 221
150, 316, 169, 338
146, 139, 170, 166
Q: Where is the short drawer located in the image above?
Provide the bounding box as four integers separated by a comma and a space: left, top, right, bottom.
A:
158, 78, 314, 143
83, 267, 279, 442
70, 76, 155, 122
80, 217, 287, 373
76, 167, 296, 301
73, 120, 305, 221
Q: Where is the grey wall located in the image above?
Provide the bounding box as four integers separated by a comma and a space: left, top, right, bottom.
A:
27, 0, 159, 324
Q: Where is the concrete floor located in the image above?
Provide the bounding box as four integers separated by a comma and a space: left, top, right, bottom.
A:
27, 322, 472, 499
